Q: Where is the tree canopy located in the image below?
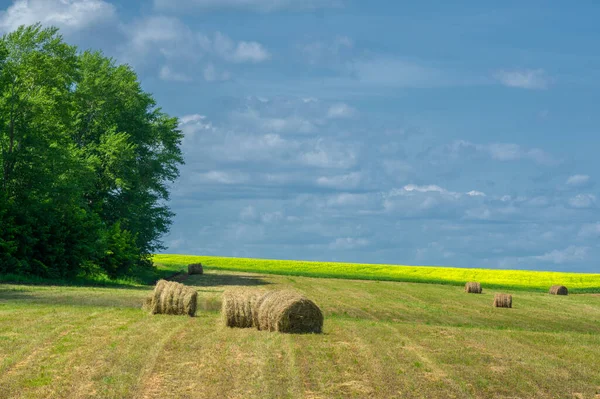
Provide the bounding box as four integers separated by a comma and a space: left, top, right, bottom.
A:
0, 24, 184, 279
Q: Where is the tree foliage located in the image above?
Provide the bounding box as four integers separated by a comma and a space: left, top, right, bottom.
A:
0, 25, 183, 278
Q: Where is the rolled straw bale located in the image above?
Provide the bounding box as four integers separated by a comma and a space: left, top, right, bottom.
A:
464, 282, 482, 294
222, 289, 264, 328
549, 285, 568, 296
256, 290, 323, 334
493, 293, 512, 308
188, 263, 203, 275
147, 279, 197, 316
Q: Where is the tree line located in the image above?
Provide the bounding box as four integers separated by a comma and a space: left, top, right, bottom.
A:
0, 25, 184, 279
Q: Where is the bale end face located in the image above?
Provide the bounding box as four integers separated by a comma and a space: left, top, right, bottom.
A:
188, 263, 203, 275
465, 282, 482, 294
493, 293, 512, 308
549, 285, 568, 295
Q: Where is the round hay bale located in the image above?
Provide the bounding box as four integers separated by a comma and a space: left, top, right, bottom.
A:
493, 293, 512, 308
549, 285, 568, 296
147, 279, 197, 316
222, 289, 264, 328
464, 282, 482, 294
188, 263, 203, 275
256, 290, 323, 334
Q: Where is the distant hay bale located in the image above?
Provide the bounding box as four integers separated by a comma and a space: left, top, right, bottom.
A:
549, 285, 568, 296
465, 282, 482, 294
222, 289, 264, 328
256, 290, 323, 334
146, 279, 197, 316
493, 293, 512, 308
188, 263, 203, 275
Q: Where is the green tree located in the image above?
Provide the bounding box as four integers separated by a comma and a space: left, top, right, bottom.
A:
72, 51, 184, 273
0, 24, 184, 279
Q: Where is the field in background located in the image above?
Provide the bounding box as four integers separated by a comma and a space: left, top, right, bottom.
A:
154, 254, 600, 293
1, 269, 600, 398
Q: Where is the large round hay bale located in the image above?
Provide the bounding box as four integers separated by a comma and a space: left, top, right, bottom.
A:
146, 279, 197, 316
188, 263, 203, 275
256, 290, 323, 334
222, 289, 264, 328
549, 285, 568, 296
493, 293, 512, 308
464, 282, 482, 294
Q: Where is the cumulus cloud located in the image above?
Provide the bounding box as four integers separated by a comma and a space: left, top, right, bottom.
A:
232, 109, 315, 134
159, 65, 192, 82
466, 190, 486, 197
121, 17, 270, 80
213, 32, 270, 63
566, 174, 590, 187
154, 0, 342, 12
494, 69, 549, 89
300, 140, 356, 169
578, 222, 600, 237
444, 140, 557, 166
195, 170, 250, 184
316, 172, 362, 189
327, 103, 356, 119
0, 0, 116, 33
203, 64, 231, 82
568, 194, 596, 209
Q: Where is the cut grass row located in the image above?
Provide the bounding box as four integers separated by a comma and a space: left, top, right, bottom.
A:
154, 254, 600, 293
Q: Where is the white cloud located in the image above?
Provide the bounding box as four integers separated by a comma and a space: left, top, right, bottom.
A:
300, 140, 356, 169
233, 109, 315, 134
123, 16, 196, 64
316, 172, 362, 189
448, 140, 556, 166
328, 237, 369, 250
494, 69, 549, 90
214, 32, 270, 63
154, 0, 341, 12
566, 174, 590, 187
578, 222, 600, 237
533, 246, 588, 264
195, 171, 249, 184
401, 184, 463, 198
325, 193, 370, 207
260, 211, 283, 224
327, 103, 356, 119
121, 17, 270, 79
0, 0, 115, 33
466, 190, 486, 197
568, 194, 596, 209
203, 64, 231, 82
159, 65, 192, 82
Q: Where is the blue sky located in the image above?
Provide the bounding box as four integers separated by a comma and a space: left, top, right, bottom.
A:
1, 0, 599, 272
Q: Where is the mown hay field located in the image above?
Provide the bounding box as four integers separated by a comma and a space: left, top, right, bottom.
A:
154, 254, 600, 293
1, 269, 600, 398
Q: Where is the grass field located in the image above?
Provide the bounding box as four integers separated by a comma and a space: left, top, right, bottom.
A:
154, 254, 600, 293
1, 268, 600, 398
